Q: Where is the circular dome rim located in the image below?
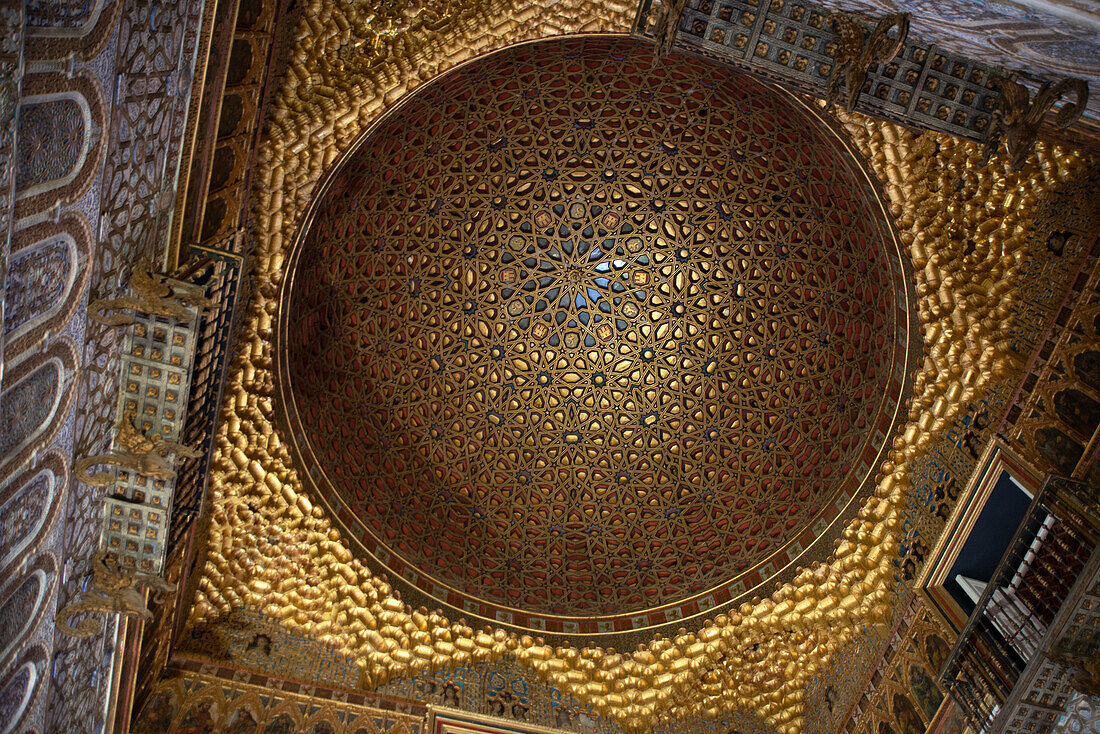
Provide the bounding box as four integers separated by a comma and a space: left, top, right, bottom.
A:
274, 33, 920, 639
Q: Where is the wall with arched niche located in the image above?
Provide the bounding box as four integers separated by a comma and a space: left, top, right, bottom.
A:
15, 97, 88, 192
0, 643, 47, 734
5, 2, 121, 733
0, 578, 44, 661
13, 72, 105, 218
0, 341, 77, 480
4, 217, 90, 357
0, 452, 67, 577
0, 555, 57, 672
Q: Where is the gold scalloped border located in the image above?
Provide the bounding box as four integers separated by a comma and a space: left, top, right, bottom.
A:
186, 0, 1089, 729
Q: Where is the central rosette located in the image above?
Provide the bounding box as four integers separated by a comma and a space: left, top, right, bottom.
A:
279, 36, 914, 631
499, 198, 644, 345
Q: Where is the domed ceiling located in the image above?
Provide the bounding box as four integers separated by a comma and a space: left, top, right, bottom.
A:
277, 35, 917, 637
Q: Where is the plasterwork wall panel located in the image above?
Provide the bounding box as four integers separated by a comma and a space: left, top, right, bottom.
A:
1007, 174, 1100, 360
0, 0, 25, 385
14, 98, 87, 192
1, 2, 112, 728
184, 0, 1094, 724
4, 4, 206, 734
0, 661, 36, 734
3, 231, 74, 333
0, 476, 50, 572
0, 643, 46, 734
0, 361, 58, 462
12, 72, 105, 218
3, 0, 212, 732
26, 0, 106, 32
1006, 242, 1100, 481
23, 0, 117, 62
4, 217, 91, 356
38, 0, 205, 729
0, 340, 77, 478
0, 451, 66, 577
0, 574, 45, 660
0, 554, 57, 672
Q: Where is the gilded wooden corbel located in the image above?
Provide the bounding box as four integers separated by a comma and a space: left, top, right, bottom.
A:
55, 552, 176, 638
983, 76, 1089, 170
650, 0, 689, 66
89, 256, 214, 327
826, 12, 909, 112
74, 411, 200, 487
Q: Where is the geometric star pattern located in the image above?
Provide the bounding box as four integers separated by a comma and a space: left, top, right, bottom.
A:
281, 36, 908, 623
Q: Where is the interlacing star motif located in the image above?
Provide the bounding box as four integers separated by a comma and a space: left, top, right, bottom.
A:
285, 38, 904, 618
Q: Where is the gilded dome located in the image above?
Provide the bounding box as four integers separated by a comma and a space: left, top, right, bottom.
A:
278, 35, 917, 637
